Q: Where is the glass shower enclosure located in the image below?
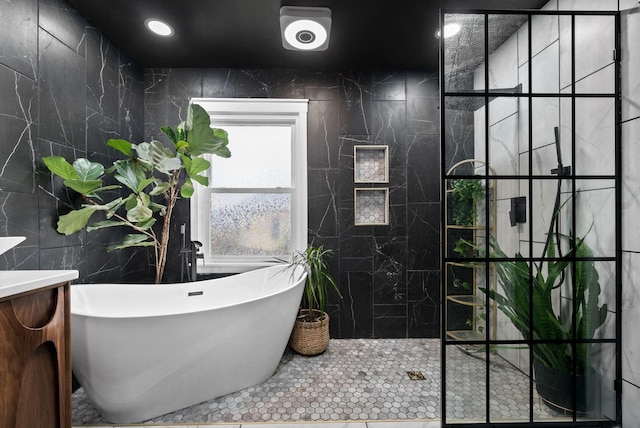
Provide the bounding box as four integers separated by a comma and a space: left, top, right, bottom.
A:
440, 9, 620, 427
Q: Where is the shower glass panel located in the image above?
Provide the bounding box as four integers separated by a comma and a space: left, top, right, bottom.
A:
445, 345, 487, 421
440, 9, 620, 427
443, 14, 485, 93
572, 15, 617, 94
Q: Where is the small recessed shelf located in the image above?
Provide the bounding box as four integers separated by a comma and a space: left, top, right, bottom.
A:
354, 188, 389, 226
354, 145, 388, 183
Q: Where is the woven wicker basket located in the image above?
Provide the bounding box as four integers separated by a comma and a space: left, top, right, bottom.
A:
289, 309, 330, 356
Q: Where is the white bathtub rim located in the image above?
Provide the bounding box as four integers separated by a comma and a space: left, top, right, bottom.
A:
71, 264, 305, 319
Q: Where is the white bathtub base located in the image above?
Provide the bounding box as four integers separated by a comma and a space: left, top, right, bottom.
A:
71, 265, 305, 423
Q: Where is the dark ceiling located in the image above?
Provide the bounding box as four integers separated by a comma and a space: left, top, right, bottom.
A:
68, 0, 547, 71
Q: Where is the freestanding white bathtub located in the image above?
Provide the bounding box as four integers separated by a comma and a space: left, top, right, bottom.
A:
71, 264, 306, 423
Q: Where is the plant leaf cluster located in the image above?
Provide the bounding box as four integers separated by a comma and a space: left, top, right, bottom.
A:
451, 178, 484, 226
480, 233, 607, 375
43, 104, 231, 283
290, 245, 342, 322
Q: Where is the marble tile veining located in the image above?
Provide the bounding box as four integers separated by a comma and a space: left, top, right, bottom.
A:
0, 64, 38, 194
0, 0, 37, 79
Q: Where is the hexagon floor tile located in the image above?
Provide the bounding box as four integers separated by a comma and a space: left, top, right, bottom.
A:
72, 339, 558, 425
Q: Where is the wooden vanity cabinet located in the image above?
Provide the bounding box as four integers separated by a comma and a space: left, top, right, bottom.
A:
0, 281, 71, 428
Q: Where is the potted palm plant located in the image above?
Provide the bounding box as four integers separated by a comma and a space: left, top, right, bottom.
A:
288, 245, 341, 356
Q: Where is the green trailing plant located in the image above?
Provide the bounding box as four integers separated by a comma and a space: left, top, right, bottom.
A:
479, 231, 607, 376
289, 245, 342, 322
43, 104, 231, 284
466, 310, 486, 334
448, 244, 484, 335
453, 237, 477, 258
450, 178, 484, 226
448, 263, 471, 291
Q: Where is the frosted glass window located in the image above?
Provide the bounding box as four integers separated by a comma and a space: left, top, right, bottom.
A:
210, 126, 291, 188
189, 98, 308, 274
209, 193, 291, 256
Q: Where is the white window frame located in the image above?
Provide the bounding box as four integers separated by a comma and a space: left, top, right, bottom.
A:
190, 98, 308, 274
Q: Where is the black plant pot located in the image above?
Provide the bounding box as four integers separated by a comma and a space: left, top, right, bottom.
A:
533, 360, 596, 413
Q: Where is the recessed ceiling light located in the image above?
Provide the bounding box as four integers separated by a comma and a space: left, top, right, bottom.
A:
145, 18, 174, 37
435, 23, 461, 39
280, 6, 332, 51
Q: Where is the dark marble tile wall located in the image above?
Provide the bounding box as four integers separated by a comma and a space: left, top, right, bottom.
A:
144, 68, 443, 338
0, 0, 145, 282
0, 1, 459, 339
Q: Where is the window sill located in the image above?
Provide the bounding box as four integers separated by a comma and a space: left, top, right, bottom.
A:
196, 260, 286, 275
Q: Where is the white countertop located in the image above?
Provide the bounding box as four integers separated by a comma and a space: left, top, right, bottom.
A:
0, 270, 79, 299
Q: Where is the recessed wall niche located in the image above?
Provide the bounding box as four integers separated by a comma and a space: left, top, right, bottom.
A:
354, 188, 389, 226
354, 145, 388, 183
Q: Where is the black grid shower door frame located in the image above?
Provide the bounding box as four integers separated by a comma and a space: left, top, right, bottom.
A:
439, 9, 621, 427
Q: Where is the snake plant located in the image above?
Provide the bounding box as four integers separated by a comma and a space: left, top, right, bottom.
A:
481, 232, 607, 376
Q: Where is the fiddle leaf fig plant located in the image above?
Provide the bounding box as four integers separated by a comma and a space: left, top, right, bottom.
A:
43, 103, 230, 284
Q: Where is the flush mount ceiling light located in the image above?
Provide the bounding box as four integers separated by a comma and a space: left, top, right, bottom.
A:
280, 6, 331, 51
435, 23, 461, 39
145, 18, 174, 37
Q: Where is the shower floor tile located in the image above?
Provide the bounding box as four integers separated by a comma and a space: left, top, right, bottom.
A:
72, 338, 555, 426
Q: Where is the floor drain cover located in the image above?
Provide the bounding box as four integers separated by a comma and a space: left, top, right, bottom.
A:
406, 371, 426, 380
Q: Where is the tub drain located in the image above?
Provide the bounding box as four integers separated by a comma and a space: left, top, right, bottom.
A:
407, 371, 426, 380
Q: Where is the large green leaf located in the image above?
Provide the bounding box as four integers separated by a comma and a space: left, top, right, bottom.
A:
160, 126, 178, 145
212, 128, 231, 157
190, 174, 208, 186
137, 177, 156, 193
86, 220, 127, 231
149, 201, 167, 214
149, 181, 170, 196
107, 234, 155, 251
139, 192, 151, 206
57, 207, 99, 235
62, 178, 102, 195
89, 197, 125, 213
187, 126, 231, 157
108, 139, 134, 157
114, 160, 146, 192
127, 204, 153, 223
180, 177, 194, 198
148, 141, 182, 174
125, 194, 137, 211
89, 184, 121, 194
187, 103, 211, 131
43, 156, 78, 180
184, 104, 231, 157
127, 198, 153, 223
135, 217, 157, 231
133, 142, 151, 162
186, 156, 210, 176
49, 157, 103, 193
182, 155, 209, 189
108, 194, 134, 218
72, 158, 104, 181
